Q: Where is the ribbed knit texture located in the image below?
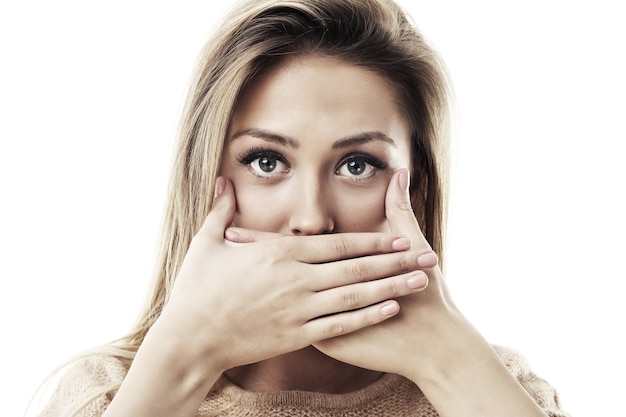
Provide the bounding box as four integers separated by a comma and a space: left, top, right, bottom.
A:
39, 346, 569, 416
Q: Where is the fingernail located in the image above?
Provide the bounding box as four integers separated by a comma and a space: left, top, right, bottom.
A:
214, 177, 225, 198
224, 228, 239, 242
391, 237, 411, 251
407, 272, 428, 289
398, 170, 410, 194
417, 251, 438, 268
380, 301, 399, 317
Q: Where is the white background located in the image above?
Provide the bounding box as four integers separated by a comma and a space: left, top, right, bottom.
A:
1, 1, 624, 416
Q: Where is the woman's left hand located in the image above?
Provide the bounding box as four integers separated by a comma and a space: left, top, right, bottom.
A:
312, 169, 474, 381
316, 170, 549, 417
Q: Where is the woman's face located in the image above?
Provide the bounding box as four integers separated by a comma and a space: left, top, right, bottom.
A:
221, 56, 412, 235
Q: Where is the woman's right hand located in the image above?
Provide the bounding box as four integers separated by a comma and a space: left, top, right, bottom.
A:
159, 176, 434, 373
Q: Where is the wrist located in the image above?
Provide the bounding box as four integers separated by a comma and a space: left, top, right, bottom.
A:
149, 308, 227, 385
407, 318, 546, 417
406, 311, 481, 386
105, 313, 225, 417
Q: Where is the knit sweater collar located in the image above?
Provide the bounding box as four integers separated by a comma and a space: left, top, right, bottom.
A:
205, 372, 417, 409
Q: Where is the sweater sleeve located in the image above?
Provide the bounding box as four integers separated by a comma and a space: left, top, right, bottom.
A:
492, 345, 571, 417
38, 355, 127, 417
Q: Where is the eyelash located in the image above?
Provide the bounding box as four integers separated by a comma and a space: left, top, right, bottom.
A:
336, 152, 388, 179
236, 146, 290, 177
236, 147, 388, 180
237, 147, 282, 165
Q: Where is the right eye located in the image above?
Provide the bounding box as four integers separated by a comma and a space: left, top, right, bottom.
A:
238, 150, 290, 178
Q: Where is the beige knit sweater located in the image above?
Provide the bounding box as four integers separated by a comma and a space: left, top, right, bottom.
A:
39, 346, 569, 416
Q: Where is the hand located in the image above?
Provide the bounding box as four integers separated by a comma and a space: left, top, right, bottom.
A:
158, 176, 436, 373
312, 169, 470, 381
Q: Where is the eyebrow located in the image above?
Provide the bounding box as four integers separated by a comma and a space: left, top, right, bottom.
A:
229, 128, 300, 149
332, 131, 396, 149
229, 128, 397, 149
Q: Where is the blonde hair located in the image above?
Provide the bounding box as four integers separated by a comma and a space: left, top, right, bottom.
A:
45, 0, 451, 414
130, 0, 450, 353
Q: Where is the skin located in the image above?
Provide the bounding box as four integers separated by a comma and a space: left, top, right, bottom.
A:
102, 56, 548, 417
221, 56, 411, 237
219, 56, 414, 391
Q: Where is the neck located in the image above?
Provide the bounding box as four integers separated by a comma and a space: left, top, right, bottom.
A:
224, 347, 383, 393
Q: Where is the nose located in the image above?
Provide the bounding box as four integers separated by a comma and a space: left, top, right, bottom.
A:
288, 181, 335, 235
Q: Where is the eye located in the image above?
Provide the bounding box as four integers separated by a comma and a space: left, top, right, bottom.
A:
336, 153, 387, 179
238, 149, 289, 178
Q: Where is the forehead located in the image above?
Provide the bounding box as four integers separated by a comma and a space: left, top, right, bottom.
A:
230, 56, 410, 146
237, 56, 400, 109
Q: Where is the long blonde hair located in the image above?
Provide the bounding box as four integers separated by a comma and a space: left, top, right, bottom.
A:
50, 0, 451, 414
128, 0, 450, 355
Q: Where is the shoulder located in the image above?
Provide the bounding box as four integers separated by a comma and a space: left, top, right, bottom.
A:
492, 345, 533, 373
38, 354, 129, 417
56, 354, 129, 396
65, 354, 128, 383
492, 345, 570, 417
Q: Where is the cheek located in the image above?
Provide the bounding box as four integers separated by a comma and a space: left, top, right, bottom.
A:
230, 184, 287, 232
334, 185, 390, 233
225, 177, 392, 234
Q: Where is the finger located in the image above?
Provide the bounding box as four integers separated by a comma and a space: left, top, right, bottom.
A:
308, 270, 428, 318
281, 232, 412, 264
385, 169, 431, 251
224, 227, 284, 244
197, 176, 236, 241
302, 300, 401, 342
310, 248, 436, 290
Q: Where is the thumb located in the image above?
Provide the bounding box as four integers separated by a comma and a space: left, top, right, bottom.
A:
199, 176, 236, 240
385, 169, 432, 252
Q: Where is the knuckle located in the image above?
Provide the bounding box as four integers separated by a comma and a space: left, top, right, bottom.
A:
341, 289, 361, 308
396, 199, 414, 213
320, 322, 345, 338
375, 235, 389, 253
389, 279, 400, 297
398, 253, 414, 272
330, 322, 346, 336
364, 308, 378, 325
350, 262, 370, 282
333, 236, 351, 258
274, 237, 299, 260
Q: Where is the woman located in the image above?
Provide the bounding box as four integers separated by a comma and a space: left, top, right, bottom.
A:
39, 0, 568, 416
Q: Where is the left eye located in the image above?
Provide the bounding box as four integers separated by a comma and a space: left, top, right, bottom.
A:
336, 155, 382, 178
